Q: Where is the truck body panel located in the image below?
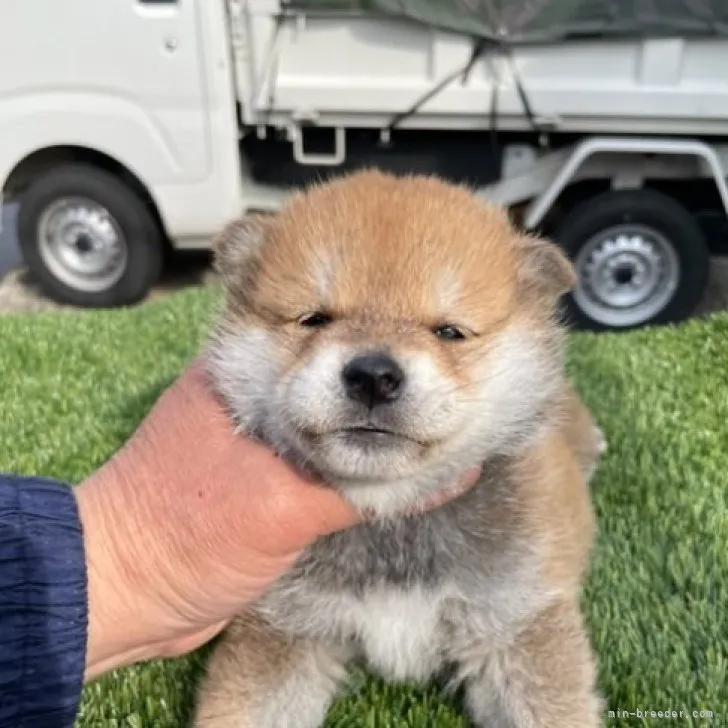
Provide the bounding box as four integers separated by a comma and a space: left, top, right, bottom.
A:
0, 0, 243, 240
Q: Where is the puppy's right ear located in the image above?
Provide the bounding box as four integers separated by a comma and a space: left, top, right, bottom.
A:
516, 234, 576, 301
212, 213, 272, 291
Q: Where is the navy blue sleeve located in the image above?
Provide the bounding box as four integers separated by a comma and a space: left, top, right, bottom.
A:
0, 476, 88, 728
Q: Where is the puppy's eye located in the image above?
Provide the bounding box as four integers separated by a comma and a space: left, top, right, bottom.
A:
299, 312, 333, 328
433, 324, 466, 341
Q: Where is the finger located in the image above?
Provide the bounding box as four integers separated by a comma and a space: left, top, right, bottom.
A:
169, 357, 217, 409
403, 466, 482, 516
156, 620, 231, 659
291, 479, 364, 539
298, 465, 482, 539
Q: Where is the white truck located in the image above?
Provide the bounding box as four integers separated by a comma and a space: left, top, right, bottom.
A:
2, 0, 728, 330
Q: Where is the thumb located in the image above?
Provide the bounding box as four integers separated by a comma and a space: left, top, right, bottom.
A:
301, 465, 483, 541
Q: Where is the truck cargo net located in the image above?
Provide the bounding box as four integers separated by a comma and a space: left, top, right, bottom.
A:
281, 0, 728, 43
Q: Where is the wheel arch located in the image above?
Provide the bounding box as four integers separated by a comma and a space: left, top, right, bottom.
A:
522, 137, 728, 234
3, 145, 169, 245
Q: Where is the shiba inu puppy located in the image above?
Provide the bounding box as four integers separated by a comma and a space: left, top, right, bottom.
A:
195, 170, 604, 727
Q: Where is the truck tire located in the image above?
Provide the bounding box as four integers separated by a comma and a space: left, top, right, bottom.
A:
553, 189, 710, 331
17, 164, 163, 307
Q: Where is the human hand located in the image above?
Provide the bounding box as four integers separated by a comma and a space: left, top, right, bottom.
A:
75, 357, 481, 680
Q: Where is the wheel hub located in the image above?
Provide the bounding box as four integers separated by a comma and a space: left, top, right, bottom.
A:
573, 225, 680, 327
74, 233, 94, 254
38, 197, 128, 293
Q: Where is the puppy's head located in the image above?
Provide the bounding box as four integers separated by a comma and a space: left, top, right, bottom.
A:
208, 171, 574, 514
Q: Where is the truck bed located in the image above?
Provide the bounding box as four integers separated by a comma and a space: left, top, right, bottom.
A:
235, 0, 728, 137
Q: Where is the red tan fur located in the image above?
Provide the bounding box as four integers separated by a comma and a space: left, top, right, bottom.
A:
196, 169, 604, 728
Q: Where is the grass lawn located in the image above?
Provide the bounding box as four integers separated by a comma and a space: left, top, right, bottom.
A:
0, 286, 726, 727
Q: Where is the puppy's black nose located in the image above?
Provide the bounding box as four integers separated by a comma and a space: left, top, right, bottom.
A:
342, 353, 404, 407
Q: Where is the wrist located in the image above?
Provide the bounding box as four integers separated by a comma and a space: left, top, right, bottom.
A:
75, 464, 168, 679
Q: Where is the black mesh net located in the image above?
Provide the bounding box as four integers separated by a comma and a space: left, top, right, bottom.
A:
282, 0, 728, 43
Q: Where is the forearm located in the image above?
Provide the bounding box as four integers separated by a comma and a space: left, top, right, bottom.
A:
0, 475, 87, 728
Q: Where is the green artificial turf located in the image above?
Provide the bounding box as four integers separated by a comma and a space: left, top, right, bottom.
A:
0, 286, 726, 727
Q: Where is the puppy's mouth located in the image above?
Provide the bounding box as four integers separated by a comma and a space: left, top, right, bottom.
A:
303, 425, 427, 449
340, 426, 408, 447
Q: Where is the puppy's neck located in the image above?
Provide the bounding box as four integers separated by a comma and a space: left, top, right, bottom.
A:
328, 459, 486, 520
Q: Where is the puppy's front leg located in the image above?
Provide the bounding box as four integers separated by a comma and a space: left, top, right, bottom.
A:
193, 613, 351, 728
458, 598, 603, 728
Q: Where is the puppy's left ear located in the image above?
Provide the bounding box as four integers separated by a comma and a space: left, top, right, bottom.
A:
516, 235, 576, 299
212, 214, 272, 276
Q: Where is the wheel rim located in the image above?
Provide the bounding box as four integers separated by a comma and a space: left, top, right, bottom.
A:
572, 224, 680, 327
37, 197, 128, 293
